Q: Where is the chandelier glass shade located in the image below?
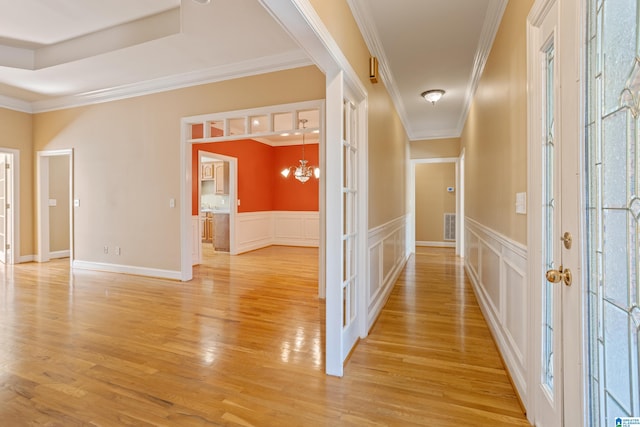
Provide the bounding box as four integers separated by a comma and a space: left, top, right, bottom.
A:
281, 119, 320, 183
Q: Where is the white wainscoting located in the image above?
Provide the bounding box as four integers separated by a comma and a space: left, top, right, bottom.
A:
464, 217, 529, 409
367, 214, 410, 331
236, 211, 319, 254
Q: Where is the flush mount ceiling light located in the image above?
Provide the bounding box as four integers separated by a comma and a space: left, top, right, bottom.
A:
281, 119, 320, 183
421, 89, 445, 105
192, 0, 211, 4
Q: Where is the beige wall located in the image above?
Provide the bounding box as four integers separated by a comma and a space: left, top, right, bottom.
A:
309, 0, 410, 228
415, 163, 456, 243
460, 0, 533, 245
48, 155, 70, 253
411, 137, 460, 159
33, 66, 325, 271
0, 107, 33, 258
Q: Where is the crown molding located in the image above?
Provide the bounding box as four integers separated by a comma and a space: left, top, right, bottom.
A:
0, 50, 312, 114
456, 0, 508, 133
347, 0, 413, 137
410, 128, 461, 141
0, 94, 33, 113
29, 50, 312, 113
348, 0, 507, 141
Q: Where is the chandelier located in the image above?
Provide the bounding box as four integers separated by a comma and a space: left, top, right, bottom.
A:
280, 119, 320, 183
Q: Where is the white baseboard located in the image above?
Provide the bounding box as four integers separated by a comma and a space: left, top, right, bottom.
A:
416, 241, 455, 248
73, 260, 182, 281
17, 255, 35, 263
50, 250, 70, 259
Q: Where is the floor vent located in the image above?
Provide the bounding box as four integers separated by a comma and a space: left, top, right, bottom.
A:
444, 213, 456, 241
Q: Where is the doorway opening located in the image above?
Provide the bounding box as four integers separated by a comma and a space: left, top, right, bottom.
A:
409, 157, 462, 256
36, 150, 74, 264
196, 151, 236, 260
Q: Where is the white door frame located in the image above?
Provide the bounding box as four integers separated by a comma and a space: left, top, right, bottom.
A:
36, 149, 74, 264
0, 148, 19, 265
409, 157, 461, 254
527, 0, 585, 424
196, 150, 238, 258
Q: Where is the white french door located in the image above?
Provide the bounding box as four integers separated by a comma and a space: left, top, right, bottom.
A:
341, 97, 360, 356
0, 154, 7, 264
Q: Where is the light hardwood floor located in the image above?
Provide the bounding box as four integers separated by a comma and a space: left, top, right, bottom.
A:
0, 246, 529, 426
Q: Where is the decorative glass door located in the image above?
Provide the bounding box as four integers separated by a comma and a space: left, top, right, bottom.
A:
586, 0, 640, 424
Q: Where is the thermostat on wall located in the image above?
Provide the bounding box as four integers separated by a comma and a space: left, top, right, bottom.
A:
447, 187, 455, 193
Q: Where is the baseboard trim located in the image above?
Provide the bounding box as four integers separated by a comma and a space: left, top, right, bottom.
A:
17, 255, 35, 263
416, 241, 455, 248
50, 250, 70, 259
73, 260, 182, 281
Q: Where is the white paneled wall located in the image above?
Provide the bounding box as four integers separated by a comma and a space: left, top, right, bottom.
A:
236, 211, 319, 254
464, 217, 529, 408
367, 215, 410, 331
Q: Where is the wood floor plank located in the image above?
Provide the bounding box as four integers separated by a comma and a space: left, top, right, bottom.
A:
0, 246, 529, 426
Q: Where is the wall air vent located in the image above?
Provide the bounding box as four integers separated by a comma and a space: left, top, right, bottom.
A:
444, 213, 456, 241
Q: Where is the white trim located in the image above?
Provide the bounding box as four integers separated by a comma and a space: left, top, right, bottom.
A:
72, 260, 181, 281
0, 95, 32, 114
17, 255, 35, 263
49, 250, 70, 259
416, 241, 455, 248
0, 51, 313, 114
347, 0, 506, 140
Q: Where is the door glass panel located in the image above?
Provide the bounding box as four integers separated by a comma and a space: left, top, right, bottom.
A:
542, 42, 556, 391
587, 0, 640, 425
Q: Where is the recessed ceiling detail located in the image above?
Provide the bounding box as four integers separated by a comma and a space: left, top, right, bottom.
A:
0, 0, 310, 112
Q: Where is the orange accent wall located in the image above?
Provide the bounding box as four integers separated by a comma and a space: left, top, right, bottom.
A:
273, 144, 319, 211
191, 137, 319, 215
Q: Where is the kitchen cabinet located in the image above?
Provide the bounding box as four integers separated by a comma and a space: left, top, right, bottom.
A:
201, 212, 213, 243
201, 162, 214, 181
214, 162, 229, 194
213, 213, 229, 251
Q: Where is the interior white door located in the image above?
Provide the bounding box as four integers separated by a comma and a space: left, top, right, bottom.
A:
530, 0, 584, 425
0, 154, 6, 264
585, 0, 640, 424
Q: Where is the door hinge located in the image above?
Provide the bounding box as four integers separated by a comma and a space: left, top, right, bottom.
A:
4, 163, 9, 170
5, 243, 10, 250
6, 203, 9, 210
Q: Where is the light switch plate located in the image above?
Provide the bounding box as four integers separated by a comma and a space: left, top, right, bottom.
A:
48, 199, 57, 207
515, 192, 526, 214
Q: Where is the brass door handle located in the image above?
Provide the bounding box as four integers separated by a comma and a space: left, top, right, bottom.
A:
546, 265, 572, 286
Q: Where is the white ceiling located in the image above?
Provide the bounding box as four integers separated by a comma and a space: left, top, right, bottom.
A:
0, 0, 506, 141
348, 0, 507, 140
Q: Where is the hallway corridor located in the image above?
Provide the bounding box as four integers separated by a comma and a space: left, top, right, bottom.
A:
0, 247, 528, 425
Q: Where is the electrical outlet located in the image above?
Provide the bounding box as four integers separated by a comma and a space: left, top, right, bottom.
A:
103, 245, 108, 254
115, 247, 121, 256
